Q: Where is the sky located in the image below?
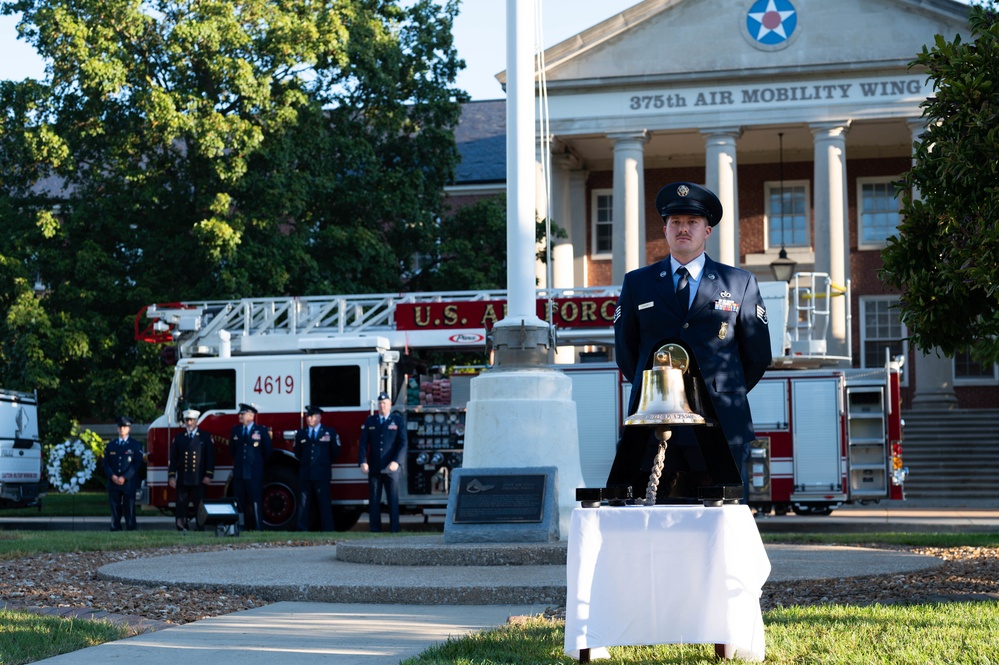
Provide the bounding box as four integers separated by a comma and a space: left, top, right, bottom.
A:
0, 1, 636, 100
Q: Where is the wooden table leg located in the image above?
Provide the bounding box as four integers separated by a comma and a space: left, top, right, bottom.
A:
579, 647, 591, 663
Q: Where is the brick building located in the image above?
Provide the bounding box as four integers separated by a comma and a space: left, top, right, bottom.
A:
448, 0, 998, 411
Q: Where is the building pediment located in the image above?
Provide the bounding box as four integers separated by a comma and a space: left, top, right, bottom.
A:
498, 0, 971, 89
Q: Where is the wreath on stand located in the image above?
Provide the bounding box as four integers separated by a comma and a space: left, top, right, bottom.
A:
46, 439, 97, 494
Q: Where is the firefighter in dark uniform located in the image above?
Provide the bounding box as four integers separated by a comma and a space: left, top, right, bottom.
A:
229, 403, 272, 530
359, 392, 407, 532
609, 182, 772, 498
168, 408, 215, 531
103, 416, 142, 531
294, 405, 341, 531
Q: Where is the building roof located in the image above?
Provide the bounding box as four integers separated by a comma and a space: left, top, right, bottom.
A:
454, 99, 506, 185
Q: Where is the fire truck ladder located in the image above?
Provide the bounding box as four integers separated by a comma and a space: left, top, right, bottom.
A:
788, 272, 851, 364
141, 288, 620, 358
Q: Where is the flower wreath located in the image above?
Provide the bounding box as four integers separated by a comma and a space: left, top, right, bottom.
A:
46, 439, 97, 494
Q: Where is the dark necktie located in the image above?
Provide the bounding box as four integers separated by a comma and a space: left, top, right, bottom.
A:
676, 266, 690, 316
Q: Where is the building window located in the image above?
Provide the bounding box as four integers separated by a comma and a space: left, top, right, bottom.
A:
765, 181, 809, 248
954, 346, 998, 384
591, 189, 613, 257
859, 297, 907, 379
858, 177, 901, 248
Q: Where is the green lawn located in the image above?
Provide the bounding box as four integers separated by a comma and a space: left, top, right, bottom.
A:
0, 609, 129, 665
403, 602, 999, 664
1, 491, 160, 517
2, 528, 998, 664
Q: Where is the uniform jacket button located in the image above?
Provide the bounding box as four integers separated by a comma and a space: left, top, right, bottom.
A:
682, 322, 690, 329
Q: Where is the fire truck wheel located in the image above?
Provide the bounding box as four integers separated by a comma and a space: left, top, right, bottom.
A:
262, 466, 298, 530
792, 502, 834, 516
332, 507, 362, 532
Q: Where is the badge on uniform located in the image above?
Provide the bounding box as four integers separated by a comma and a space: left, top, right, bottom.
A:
718, 322, 729, 340
614, 305, 621, 323
388, 423, 398, 430
756, 304, 768, 324
714, 298, 739, 313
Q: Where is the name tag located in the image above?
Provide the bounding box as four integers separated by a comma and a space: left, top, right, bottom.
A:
638, 301, 654, 311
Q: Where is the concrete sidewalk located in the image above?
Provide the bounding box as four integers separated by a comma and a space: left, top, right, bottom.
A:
36, 540, 943, 665
32, 602, 544, 664
15, 501, 998, 665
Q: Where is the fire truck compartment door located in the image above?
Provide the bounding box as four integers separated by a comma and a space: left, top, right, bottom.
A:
791, 378, 843, 493
568, 368, 622, 488
747, 379, 788, 431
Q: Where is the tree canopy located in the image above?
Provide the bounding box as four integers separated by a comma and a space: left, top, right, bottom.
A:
0, 0, 483, 436
881, 2, 999, 364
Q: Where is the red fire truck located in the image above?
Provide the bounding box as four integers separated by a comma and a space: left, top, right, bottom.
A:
136, 273, 904, 528
135, 288, 619, 529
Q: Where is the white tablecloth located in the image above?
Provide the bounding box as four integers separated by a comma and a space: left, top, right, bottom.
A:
564, 505, 771, 661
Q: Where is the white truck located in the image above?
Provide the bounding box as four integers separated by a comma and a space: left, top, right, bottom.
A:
0, 389, 46, 509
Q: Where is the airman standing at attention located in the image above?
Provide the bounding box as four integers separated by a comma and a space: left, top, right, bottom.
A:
104, 416, 142, 531
610, 182, 772, 498
359, 392, 407, 533
294, 405, 341, 531
169, 408, 215, 531
229, 403, 272, 530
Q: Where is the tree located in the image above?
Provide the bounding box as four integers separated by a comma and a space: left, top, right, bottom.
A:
0, 0, 467, 436
881, 2, 999, 364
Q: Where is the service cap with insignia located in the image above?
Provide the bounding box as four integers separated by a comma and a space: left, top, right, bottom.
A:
238, 403, 258, 414
376, 392, 391, 402
182, 408, 201, 420
305, 405, 324, 416
116, 415, 133, 427
655, 181, 724, 227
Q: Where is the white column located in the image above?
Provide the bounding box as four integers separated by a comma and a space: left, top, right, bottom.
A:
608, 131, 648, 284
568, 170, 589, 287
535, 143, 549, 288
550, 152, 575, 290
906, 117, 958, 409
811, 121, 851, 359
702, 128, 742, 266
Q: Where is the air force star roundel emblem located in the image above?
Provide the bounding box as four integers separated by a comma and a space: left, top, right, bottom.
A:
746, 0, 797, 48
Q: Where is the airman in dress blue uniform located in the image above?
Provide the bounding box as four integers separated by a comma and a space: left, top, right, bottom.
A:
359, 392, 407, 532
609, 182, 772, 498
103, 416, 142, 531
229, 403, 272, 530
294, 405, 341, 531
168, 408, 215, 531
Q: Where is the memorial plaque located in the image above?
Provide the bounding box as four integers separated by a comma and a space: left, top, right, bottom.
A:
452, 473, 547, 524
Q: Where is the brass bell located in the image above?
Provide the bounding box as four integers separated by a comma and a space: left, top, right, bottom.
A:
625, 343, 705, 427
